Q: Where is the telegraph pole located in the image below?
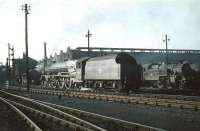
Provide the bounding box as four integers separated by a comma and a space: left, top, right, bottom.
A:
22, 4, 30, 92
86, 30, 92, 56
7, 43, 11, 85
43, 42, 47, 75
7, 44, 15, 85
163, 34, 170, 65
8, 43, 11, 69
11, 46, 15, 85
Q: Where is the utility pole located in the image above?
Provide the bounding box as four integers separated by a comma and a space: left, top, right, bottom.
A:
7, 44, 15, 85
22, 4, 30, 92
11, 46, 15, 85
163, 34, 170, 65
85, 30, 92, 56
7, 43, 11, 85
43, 42, 47, 75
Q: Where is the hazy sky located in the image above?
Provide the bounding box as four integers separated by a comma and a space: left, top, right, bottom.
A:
0, 0, 200, 64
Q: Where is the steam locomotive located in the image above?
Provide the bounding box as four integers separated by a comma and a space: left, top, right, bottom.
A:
39, 52, 200, 92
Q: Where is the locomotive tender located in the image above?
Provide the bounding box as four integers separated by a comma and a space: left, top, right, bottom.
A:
84, 53, 142, 90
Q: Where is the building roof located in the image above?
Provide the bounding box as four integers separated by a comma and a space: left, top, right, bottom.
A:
35, 46, 200, 72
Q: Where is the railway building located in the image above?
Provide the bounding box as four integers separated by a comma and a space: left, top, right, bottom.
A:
12, 54, 38, 85
35, 46, 200, 75
36, 46, 200, 72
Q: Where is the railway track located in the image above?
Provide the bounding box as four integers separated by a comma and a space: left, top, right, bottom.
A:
28, 85, 200, 101
36, 100, 162, 131
0, 89, 165, 131
9, 84, 200, 101
0, 97, 41, 131
0, 90, 105, 131
3, 85, 200, 111
21, 87, 200, 111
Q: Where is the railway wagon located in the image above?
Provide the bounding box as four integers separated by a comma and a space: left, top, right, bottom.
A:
84, 53, 142, 90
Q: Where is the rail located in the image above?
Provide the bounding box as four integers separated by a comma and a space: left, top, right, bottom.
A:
3, 86, 200, 110
0, 90, 106, 131
37, 100, 166, 131
6, 98, 93, 131
0, 97, 42, 131
0, 87, 167, 131
29, 88, 200, 111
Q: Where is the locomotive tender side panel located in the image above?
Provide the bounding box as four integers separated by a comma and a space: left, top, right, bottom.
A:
85, 58, 120, 80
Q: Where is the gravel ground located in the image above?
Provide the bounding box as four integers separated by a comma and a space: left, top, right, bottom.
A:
0, 100, 28, 131
5, 89, 200, 131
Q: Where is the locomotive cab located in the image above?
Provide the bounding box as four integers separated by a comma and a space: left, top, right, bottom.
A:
116, 53, 142, 91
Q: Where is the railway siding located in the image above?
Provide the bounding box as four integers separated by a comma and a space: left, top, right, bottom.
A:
36, 99, 166, 131
0, 88, 166, 131
0, 97, 42, 131
28, 88, 200, 111
7, 99, 91, 131
2, 86, 200, 131
0, 90, 106, 131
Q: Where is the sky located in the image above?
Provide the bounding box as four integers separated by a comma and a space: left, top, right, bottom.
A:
0, 0, 200, 64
